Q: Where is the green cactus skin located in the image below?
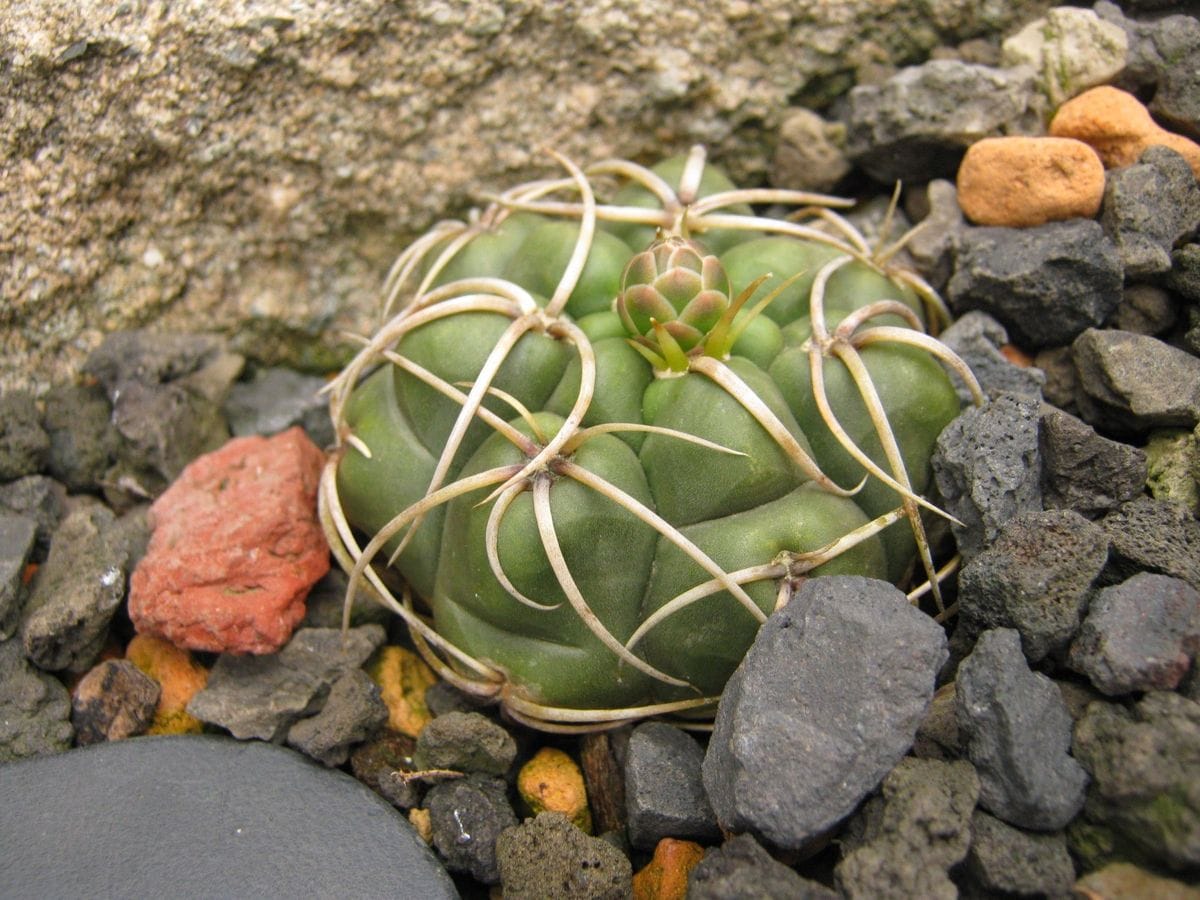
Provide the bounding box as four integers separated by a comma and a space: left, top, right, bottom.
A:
322, 148, 980, 730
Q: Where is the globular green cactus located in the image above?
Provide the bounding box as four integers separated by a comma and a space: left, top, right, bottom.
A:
320, 147, 981, 731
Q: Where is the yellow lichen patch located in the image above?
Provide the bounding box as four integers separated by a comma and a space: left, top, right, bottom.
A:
367, 645, 438, 738
125, 634, 209, 735
517, 746, 593, 833
408, 807, 433, 844
632, 838, 706, 900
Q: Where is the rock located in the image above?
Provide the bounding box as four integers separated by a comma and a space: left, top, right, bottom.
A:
0, 475, 67, 557
1, 2, 1045, 397
366, 644, 438, 738
834, 758, 979, 900
771, 108, 850, 192
518, 747, 592, 833
579, 730, 629, 839
1068, 572, 1200, 696
0, 514, 36, 639
1001, 6, 1128, 106
496, 811, 631, 899
40, 382, 118, 492
937, 311, 1044, 403
350, 730, 424, 810
1101, 146, 1200, 278
1035, 347, 1079, 412
955, 136, 1105, 227
300, 567, 389, 629
931, 392, 1042, 560
70, 658, 161, 745
1073, 692, 1200, 871
425, 775, 519, 884
1039, 404, 1147, 519
913, 683, 962, 761
843, 60, 1042, 184
961, 810, 1076, 898
0, 391, 50, 481
947, 219, 1123, 350
957, 509, 1109, 663
955, 628, 1089, 831
631, 838, 706, 900
84, 331, 242, 499
224, 366, 335, 448
1168, 244, 1200, 304
1072, 329, 1200, 435
624, 721, 720, 850
1146, 429, 1200, 513
1101, 498, 1200, 590
186, 624, 384, 741
687, 834, 836, 900
286, 668, 388, 766
702, 576, 947, 851
1112, 284, 1177, 337
1146, 33, 1200, 142
1050, 86, 1200, 178
0, 734, 457, 898
124, 633, 209, 735
19, 504, 131, 673
413, 710, 517, 777
128, 427, 329, 655
1074, 861, 1200, 900
0, 637, 73, 761
902, 179, 963, 292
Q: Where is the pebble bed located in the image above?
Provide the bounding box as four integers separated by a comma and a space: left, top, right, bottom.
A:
3, 4, 1200, 897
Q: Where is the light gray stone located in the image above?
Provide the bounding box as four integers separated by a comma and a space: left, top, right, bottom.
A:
1001, 6, 1128, 106
624, 721, 720, 850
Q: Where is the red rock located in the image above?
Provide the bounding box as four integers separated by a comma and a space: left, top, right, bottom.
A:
129, 427, 329, 654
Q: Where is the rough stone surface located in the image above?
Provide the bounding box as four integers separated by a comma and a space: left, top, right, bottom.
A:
957, 509, 1109, 663
956, 628, 1089, 831
1050, 85, 1200, 177
1001, 6, 1128, 106
1112, 284, 1177, 337
1039, 404, 1147, 519
0, 0, 1051, 397
286, 668, 388, 767
224, 366, 335, 448
771, 108, 850, 192
938, 311, 1044, 403
186, 624, 384, 741
947, 219, 1123, 350
834, 758, 979, 900
425, 775, 519, 886
0, 637, 73, 761
0, 513, 36, 639
497, 811, 630, 899
70, 658, 161, 745
956, 136, 1105, 227
1073, 692, 1200, 872
1100, 498, 1200, 591
19, 504, 132, 673
1101, 146, 1200, 278
1145, 428, 1200, 513
413, 710, 517, 777
128, 427, 329, 655
902, 179, 963, 292
624, 721, 720, 850
1073, 329, 1200, 435
1068, 572, 1200, 696
703, 576, 947, 851
40, 382, 118, 492
688, 834, 837, 900
1168, 244, 1200, 304
961, 810, 1076, 898
349, 730, 424, 811
843, 60, 1043, 184
931, 392, 1042, 560
0, 475, 67, 557
0, 391, 50, 481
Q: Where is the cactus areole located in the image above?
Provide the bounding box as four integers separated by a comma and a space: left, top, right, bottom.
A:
321, 147, 982, 732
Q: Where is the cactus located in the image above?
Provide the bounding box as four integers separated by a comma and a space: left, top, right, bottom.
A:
320, 147, 981, 731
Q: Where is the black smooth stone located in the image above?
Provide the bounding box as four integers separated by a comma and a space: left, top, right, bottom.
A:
0, 734, 457, 899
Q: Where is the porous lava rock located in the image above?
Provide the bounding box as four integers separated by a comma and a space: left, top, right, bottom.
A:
129, 427, 329, 654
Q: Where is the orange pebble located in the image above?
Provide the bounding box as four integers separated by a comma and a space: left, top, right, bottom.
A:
366, 645, 438, 738
1050, 86, 1200, 177
125, 634, 209, 735
517, 746, 593, 833
633, 838, 706, 900
956, 136, 1105, 227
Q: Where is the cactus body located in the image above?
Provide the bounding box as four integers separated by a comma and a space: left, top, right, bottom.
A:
322, 149, 979, 730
